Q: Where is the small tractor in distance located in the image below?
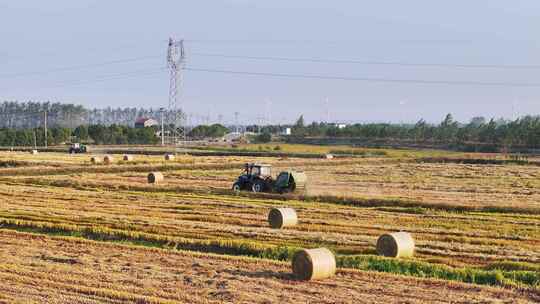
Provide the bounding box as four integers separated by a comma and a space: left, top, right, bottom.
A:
232, 163, 307, 194
68, 143, 88, 154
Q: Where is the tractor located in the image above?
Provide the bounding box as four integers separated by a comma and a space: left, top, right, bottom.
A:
68, 143, 88, 154
232, 163, 307, 194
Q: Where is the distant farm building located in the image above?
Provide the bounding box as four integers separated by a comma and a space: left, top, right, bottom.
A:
223, 132, 242, 142
135, 117, 158, 128
328, 123, 348, 129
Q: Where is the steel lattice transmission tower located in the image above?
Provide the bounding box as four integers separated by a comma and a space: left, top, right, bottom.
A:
167, 37, 186, 146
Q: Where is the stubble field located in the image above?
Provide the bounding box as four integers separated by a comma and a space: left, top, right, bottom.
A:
0, 149, 539, 303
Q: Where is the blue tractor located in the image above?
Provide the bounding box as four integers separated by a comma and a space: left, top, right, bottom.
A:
232, 163, 307, 194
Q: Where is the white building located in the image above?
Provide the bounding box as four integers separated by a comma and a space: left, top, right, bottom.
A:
223, 132, 242, 142
281, 127, 291, 135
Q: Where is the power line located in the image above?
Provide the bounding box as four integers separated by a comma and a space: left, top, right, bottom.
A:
183, 67, 540, 88
0, 68, 166, 92
183, 38, 473, 45
191, 52, 540, 70
0, 55, 162, 79
1, 40, 163, 63
2, 50, 538, 86
4, 63, 538, 91
17, 68, 165, 90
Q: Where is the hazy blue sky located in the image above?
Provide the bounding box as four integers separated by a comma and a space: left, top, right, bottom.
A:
1, 1, 539, 124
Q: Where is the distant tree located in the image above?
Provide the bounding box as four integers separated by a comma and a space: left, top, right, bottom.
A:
255, 132, 272, 143
88, 125, 107, 144
295, 115, 305, 128
130, 127, 158, 144
479, 119, 497, 143
207, 124, 229, 137
292, 115, 307, 136
469, 116, 486, 127
412, 119, 428, 142
436, 113, 459, 142
188, 124, 229, 139
73, 125, 89, 141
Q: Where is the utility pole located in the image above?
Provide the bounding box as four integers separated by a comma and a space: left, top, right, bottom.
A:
264, 98, 271, 126
33, 130, 37, 149
187, 113, 193, 137
44, 110, 48, 148
167, 37, 187, 148
325, 97, 330, 123
160, 108, 165, 146
234, 112, 239, 134
512, 99, 517, 120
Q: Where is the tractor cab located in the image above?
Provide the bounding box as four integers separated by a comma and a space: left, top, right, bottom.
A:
243, 163, 272, 177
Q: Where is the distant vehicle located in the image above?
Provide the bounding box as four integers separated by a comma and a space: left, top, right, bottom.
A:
68, 143, 88, 154
232, 163, 307, 194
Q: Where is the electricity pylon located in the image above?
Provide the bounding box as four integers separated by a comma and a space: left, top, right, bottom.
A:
167, 37, 186, 147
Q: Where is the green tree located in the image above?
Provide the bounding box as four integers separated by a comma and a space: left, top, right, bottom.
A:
188, 124, 229, 138
479, 119, 497, 143
295, 115, 305, 128
292, 115, 307, 137
412, 119, 428, 142
73, 125, 89, 141
436, 113, 459, 142
255, 132, 272, 143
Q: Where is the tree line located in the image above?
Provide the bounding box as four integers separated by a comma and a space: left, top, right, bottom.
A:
0, 122, 234, 147
0, 101, 180, 129
290, 114, 540, 150
6, 100, 540, 150
0, 125, 159, 147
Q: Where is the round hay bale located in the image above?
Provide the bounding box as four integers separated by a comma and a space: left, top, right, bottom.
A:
103, 155, 114, 165
268, 208, 298, 229
90, 156, 101, 164
376, 232, 415, 258
123, 154, 134, 161
164, 154, 175, 161
325, 154, 334, 159
147, 172, 164, 184
292, 248, 336, 281
30, 150, 38, 155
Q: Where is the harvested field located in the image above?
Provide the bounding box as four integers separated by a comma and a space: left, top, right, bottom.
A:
0, 183, 539, 280
9, 153, 540, 212
306, 161, 540, 212
1, 149, 539, 302
0, 230, 536, 304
